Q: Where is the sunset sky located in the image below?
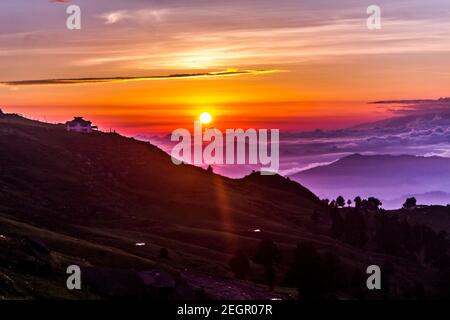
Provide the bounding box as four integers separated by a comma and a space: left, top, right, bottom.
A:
1, 0, 450, 134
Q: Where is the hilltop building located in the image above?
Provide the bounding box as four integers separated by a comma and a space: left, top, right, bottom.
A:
65, 117, 97, 133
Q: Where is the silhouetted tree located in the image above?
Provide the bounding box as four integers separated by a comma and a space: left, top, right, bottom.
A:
354, 196, 362, 209
330, 207, 344, 239
311, 210, 320, 224
254, 239, 281, 267
350, 267, 366, 299
436, 230, 450, 268
347, 199, 352, 207
361, 199, 369, 210
336, 196, 345, 208
367, 197, 382, 211
159, 247, 169, 259
287, 243, 342, 299
320, 251, 341, 297
229, 250, 250, 279
374, 214, 403, 255
411, 224, 424, 253
423, 225, 438, 265
265, 265, 276, 291
343, 210, 368, 247
431, 230, 450, 268
329, 200, 336, 208
286, 242, 322, 299
381, 261, 395, 299
403, 197, 417, 210
400, 219, 415, 258
437, 268, 450, 299
253, 239, 281, 290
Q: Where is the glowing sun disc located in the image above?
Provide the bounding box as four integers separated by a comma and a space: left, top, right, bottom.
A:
199, 112, 212, 124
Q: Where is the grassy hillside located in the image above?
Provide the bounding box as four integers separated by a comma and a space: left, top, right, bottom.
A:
0, 113, 448, 299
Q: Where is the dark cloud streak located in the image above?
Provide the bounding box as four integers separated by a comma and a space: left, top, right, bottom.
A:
1, 69, 284, 86
369, 97, 450, 115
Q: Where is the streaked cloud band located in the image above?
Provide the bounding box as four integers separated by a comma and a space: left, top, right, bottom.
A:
1, 69, 285, 86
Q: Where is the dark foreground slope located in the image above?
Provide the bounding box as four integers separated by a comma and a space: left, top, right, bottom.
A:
0, 113, 449, 299
0, 113, 319, 241
0, 113, 318, 299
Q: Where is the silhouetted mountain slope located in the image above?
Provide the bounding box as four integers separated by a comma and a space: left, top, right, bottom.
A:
0, 113, 322, 298
0, 113, 319, 228
1, 114, 449, 299
292, 154, 450, 208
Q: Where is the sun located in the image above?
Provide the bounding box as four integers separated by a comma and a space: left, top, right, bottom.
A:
199, 112, 212, 124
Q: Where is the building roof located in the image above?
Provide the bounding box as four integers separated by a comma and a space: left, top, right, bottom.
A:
66, 117, 92, 126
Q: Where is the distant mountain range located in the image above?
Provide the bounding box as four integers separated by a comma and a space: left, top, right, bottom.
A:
291, 153, 450, 208
143, 99, 450, 178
